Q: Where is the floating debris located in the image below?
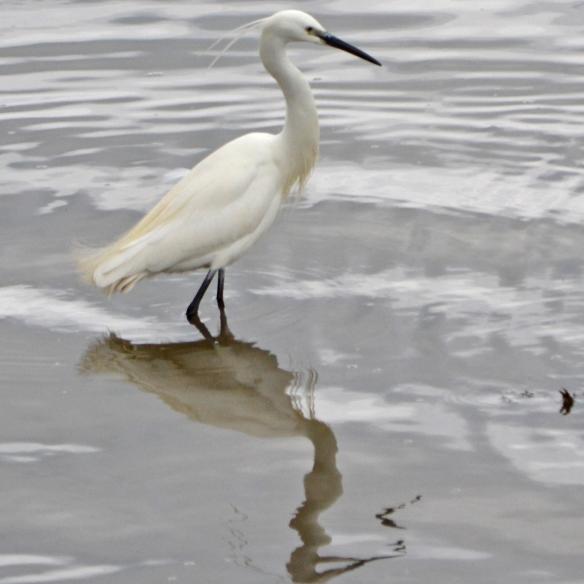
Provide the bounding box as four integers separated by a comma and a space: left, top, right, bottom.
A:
559, 388, 575, 415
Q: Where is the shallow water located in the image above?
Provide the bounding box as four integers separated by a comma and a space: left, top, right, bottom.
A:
1, 1, 584, 582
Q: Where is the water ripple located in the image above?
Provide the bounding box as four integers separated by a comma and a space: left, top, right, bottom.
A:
1, 0, 583, 222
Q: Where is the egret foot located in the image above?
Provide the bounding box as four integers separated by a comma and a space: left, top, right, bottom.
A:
188, 314, 214, 342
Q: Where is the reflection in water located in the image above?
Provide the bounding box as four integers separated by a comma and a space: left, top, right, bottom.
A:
376, 495, 422, 531
287, 420, 399, 583
81, 313, 398, 582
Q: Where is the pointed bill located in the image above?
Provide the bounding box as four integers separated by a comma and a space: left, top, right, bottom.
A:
317, 32, 381, 66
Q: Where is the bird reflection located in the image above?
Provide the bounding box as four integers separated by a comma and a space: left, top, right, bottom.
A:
81, 311, 396, 582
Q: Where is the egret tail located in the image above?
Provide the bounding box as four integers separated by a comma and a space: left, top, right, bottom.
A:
77, 236, 152, 295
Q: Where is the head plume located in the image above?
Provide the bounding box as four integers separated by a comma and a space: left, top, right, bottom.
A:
204, 16, 267, 69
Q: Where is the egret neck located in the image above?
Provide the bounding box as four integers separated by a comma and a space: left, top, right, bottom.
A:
260, 31, 320, 195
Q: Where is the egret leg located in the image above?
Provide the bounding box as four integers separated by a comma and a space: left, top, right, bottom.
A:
186, 269, 217, 324
217, 307, 234, 344
216, 268, 226, 310
189, 315, 214, 343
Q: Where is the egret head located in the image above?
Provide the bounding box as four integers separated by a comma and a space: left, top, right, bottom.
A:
263, 10, 381, 66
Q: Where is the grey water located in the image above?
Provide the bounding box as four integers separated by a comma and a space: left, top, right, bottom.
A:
1, 0, 584, 582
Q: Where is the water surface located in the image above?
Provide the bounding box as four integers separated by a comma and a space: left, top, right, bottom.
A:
1, 1, 584, 582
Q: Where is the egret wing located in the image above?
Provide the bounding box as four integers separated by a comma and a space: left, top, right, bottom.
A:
144, 159, 282, 273
87, 133, 282, 289
120, 132, 275, 248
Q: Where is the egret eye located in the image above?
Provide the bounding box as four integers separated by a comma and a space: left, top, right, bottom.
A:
306, 26, 314, 33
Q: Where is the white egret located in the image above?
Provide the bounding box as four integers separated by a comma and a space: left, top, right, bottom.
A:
79, 10, 381, 325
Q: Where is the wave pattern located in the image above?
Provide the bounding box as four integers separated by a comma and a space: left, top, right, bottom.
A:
2, 0, 584, 220
2, 3, 584, 583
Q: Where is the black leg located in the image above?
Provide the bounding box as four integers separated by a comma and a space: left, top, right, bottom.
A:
186, 269, 216, 324
216, 268, 225, 310
217, 307, 234, 344
189, 314, 214, 342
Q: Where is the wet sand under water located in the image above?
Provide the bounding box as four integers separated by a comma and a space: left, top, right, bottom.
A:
1, 1, 584, 583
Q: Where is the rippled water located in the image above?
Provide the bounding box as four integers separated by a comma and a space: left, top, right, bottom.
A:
2, 1, 584, 582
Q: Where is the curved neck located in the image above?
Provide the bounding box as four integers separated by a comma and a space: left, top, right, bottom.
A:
260, 31, 319, 192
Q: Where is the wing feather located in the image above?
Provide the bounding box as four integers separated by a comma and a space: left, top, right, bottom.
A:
79, 132, 282, 291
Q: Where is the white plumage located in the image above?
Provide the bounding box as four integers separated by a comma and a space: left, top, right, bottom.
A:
82, 133, 286, 293
78, 10, 380, 323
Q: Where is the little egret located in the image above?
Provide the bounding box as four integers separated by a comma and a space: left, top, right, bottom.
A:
79, 10, 381, 325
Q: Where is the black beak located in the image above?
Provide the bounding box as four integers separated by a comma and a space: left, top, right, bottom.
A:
318, 32, 381, 66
